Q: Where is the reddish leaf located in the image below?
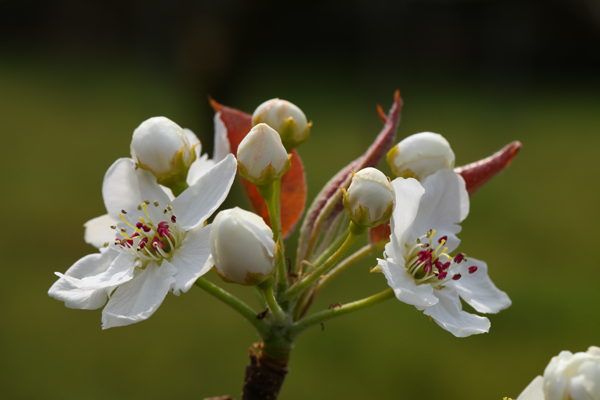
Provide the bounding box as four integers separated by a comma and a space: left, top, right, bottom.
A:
455, 141, 522, 196
209, 99, 307, 238
369, 222, 391, 245
297, 91, 403, 263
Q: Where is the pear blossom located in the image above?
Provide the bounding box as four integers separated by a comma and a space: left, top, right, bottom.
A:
341, 167, 394, 227
252, 98, 311, 151
237, 123, 291, 185
49, 154, 237, 329
387, 132, 455, 179
515, 347, 600, 400
209, 207, 276, 285
377, 168, 511, 337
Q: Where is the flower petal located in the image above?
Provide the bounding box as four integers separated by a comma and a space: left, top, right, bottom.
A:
73, 253, 138, 290
183, 128, 202, 158
412, 168, 469, 253
421, 285, 490, 337
84, 214, 119, 248
48, 249, 119, 309
453, 258, 511, 314
102, 158, 171, 220
101, 261, 177, 329
516, 376, 544, 400
213, 111, 230, 163
378, 258, 438, 307
186, 154, 215, 186
171, 224, 212, 295
173, 154, 237, 229
389, 177, 425, 258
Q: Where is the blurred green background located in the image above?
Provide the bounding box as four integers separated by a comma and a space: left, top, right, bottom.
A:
2, 2, 600, 399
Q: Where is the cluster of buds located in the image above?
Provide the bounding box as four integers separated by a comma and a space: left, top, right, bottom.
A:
252, 98, 312, 152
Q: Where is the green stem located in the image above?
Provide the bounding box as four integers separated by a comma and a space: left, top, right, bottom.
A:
285, 222, 367, 299
310, 228, 350, 270
194, 277, 269, 338
258, 182, 287, 294
258, 277, 288, 325
288, 288, 395, 340
316, 241, 386, 294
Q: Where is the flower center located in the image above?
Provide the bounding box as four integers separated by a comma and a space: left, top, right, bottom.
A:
404, 229, 477, 289
104, 199, 185, 264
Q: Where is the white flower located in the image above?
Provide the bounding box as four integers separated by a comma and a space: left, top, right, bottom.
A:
516, 347, 600, 400
387, 132, 455, 179
252, 98, 311, 151
377, 168, 511, 337
49, 154, 237, 329
341, 167, 394, 227
130, 117, 196, 183
237, 123, 291, 185
209, 207, 276, 285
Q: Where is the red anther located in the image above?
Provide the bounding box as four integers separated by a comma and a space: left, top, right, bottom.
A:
152, 236, 165, 250
138, 237, 148, 249
440, 262, 451, 271
171, 215, 177, 223
136, 222, 143, 229
468, 266, 478, 274
454, 253, 464, 263
438, 271, 448, 280
157, 221, 171, 238
417, 250, 432, 263
423, 263, 433, 274
438, 235, 448, 244
452, 274, 462, 280
131, 233, 140, 238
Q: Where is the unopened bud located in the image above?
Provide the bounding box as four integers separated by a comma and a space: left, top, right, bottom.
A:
341, 167, 394, 228
252, 98, 312, 151
387, 132, 455, 180
237, 123, 291, 186
130, 117, 196, 187
210, 207, 277, 285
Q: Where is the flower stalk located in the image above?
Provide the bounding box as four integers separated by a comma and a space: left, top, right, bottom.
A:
258, 277, 288, 325
194, 277, 269, 338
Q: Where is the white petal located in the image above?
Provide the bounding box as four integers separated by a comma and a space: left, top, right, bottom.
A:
73, 253, 137, 290
378, 258, 438, 307
412, 168, 469, 253
101, 261, 177, 329
516, 376, 545, 400
422, 285, 490, 337
102, 158, 171, 219
580, 361, 600, 399
84, 214, 119, 248
213, 112, 230, 163
171, 225, 213, 295
173, 154, 237, 229
183, 128, 202, 158
453, 258, 512, 314
389, 177, 425, 258
186, 154, 215, 186
48, 249, 119, 309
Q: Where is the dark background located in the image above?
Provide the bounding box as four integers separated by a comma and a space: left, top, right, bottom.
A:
1, 1, 599, 399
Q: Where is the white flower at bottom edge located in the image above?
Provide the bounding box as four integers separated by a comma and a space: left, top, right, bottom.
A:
377, 168, 511, 337
48, 154, 237, 329
515, 346, 600, 400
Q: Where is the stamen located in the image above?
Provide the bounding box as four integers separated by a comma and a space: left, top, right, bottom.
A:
121, 209, 127, 214
120, 227, 127, 233
144, 199, 150, 205
438, 235, 448, 244
137, 204, 143, 211
167, 205, 173, 211
437, 271, 448, 280
452, 274, 462, 280
163, 209, 168, 214
171, 215, 177, 223
468, 266, 478, 274
454, 253, 464, 263
103, 242, 109, 248
119, 214, 138, 231
153, 200, 160, 207
110, 225, 117, 230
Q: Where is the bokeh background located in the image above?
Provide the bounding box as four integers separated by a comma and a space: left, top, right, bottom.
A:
2, 1, 600, 399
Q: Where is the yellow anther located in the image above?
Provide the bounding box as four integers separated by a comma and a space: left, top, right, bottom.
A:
153, 200, 160, 207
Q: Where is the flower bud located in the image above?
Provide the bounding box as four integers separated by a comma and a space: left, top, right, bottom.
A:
130, 117, 196, 187
237, 123, 291, 186
252, 98, 312, 151
210, 207, 277, 286
341, 167, 394, 228
386, 132, 455, 180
